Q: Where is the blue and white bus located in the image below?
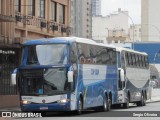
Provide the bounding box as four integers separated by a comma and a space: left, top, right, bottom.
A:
11, 37, 118, 114
116, 47, 150, 108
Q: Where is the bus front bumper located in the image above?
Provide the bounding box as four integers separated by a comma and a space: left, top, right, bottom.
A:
21, 102, 70, 112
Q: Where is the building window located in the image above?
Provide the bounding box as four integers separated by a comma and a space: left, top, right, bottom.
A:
51, 1, 56, 21
59, 4, 65, 24
28, 0, 35, 16
38, 0, 45, 18
15, 0, 21, 13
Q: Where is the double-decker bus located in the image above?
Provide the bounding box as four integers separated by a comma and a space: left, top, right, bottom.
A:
116, 47, 150, 108
11, 37, 118, 114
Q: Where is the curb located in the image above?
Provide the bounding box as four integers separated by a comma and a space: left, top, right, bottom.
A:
146, 100, 160, 104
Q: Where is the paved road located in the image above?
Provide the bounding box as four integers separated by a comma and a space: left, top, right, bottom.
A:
11, 102, 160, 120
1, 88, 159, 120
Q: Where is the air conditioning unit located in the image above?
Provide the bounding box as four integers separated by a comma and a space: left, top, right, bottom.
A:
40, 21, 47, 28
61, 27, 66, 33
52, 25, 58, 31
15, 15, 22, 22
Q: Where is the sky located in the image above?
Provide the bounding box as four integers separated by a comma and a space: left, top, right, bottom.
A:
101, 0, 141, 24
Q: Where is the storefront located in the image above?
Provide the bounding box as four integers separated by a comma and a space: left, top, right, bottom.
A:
0, 45, 21, 108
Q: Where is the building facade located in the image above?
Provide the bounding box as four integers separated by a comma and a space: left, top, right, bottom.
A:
14, 0, 71, 42
141, 0, 160, 42
82, 0, 92, 38
0, 0, 71, 108
91, 0, 101, 16
92, 9, 129, 44
129, 24, 141, 42
70, 0, 92, 38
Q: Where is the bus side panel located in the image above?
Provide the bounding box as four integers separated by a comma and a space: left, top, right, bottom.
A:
76, 64, 118, 109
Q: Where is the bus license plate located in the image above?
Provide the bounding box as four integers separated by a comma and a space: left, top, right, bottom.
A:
40, 107, 48, 110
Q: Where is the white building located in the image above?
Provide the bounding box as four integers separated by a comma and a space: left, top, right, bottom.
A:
92, 9, 129, 43
141, 0, 160, 42
129, 24, 141, 42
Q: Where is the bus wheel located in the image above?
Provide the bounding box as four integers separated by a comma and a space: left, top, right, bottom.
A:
77, 99, 83, 114
107, 96, 111, 111
137, 93, 144, 106
123, 95, 129, 109
102, 96, 108, 112
143, 93, 146, 106
40, 112, 47, 117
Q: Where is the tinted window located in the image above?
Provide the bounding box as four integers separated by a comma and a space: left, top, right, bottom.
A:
77, 43, 116, 65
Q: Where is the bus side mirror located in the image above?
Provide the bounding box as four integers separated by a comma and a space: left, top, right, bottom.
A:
68, 71, 73, 83
120, 69, 125, 82
11, 68, 18, 85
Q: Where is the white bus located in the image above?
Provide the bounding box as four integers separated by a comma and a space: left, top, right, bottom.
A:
116, 47, 150, 108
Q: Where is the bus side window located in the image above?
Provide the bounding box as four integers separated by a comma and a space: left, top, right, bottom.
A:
132, 54, 136, 67
145, 56, 149, 68
125, 52, 129, 66
135, 54, 139, 67
121, 52, 125, 68
70, 43, 77, 64
112, 50, 117, 65
142, 56, 145, 68
139, 55, 142, 68
128, 53, 132, 66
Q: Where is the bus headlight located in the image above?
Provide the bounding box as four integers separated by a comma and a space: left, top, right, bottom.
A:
58, 99, 69, 103
22, 100, 31, 104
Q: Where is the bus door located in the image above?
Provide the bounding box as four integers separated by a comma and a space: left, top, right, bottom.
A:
117, 52, 125, 90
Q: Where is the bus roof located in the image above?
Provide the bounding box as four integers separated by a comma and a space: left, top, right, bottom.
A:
116, 47, 148, 55
23, 37, 116, 49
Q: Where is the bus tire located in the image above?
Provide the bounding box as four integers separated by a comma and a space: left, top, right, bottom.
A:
123, 94, 129, 109
77, 98, 83, 115
143, 92, 146, 106
40, 112, 47, 117
107, 96, 111, 111
137, 93, 144, 106
102, 95, 108, 112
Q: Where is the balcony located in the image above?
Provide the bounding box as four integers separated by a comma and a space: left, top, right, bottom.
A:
0, 14, 15, 22
15, 12, 73, 36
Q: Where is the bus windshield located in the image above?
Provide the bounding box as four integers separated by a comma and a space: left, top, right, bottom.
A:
20, 68, 68, 95
26, 44, 68, 65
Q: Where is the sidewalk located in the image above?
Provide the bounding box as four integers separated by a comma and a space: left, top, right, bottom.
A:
146, 88, 160, 103
146, 95, 160, 103
0, 107, 20, 112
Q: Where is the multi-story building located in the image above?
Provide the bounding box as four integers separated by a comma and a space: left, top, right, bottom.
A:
0, 0, 71, 108
91, 0, 102, 16
141, 0, 160, 42
82, 0, 92, 38
92, 8, 129, 43
129, 24, 141, 42
70, 0, 92, 38
14, 0, 71, 42
0, 0, 20, 108
70, 0, 82, 37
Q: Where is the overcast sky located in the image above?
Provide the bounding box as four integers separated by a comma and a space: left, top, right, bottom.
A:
101, 0, 141, 24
